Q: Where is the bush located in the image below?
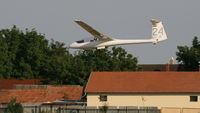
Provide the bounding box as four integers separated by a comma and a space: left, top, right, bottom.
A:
99, 104, 108, 113
5, 98, 23, 113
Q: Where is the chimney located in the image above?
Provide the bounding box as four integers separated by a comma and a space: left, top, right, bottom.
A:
169, 57, 174, 65
166, 57, 174, 71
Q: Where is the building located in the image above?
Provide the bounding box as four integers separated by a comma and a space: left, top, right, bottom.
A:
0, 79, 43, 89
0, 85, 83, 104
0, 85, 84, 113
85, 72, 200, 108
138, 57, 179, 71
138, 64, 179, 71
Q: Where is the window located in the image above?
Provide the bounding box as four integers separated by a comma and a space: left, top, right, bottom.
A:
99, 95, 107, 102
190, 96, 198, 102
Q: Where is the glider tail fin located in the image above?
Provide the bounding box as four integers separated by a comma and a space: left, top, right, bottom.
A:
150, 19, 167, 44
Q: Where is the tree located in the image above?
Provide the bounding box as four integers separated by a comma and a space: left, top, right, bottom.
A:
0, 26, 50, 79
14, 28, 49, 78
0, 26, 139, 85
110, 47, 138, 71
72, 47, 139, 85
45, 46, 139, 85
0, 33, 11, 78
41, 40, 76, 85
192, 36, 200, 49
5, 98, 23, 113
176, 37, 200, 71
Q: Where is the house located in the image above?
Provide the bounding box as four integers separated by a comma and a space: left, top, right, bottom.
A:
85, 72, 200, 108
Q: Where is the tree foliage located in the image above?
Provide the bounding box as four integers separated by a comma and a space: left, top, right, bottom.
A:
71, 47, 139, 84
5, 98, 23, 113
176, 36, 200, 71
0, 26, 139, 85
0, 26, 49, 78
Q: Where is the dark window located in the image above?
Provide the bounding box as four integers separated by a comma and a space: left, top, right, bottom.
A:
99, 95, 107, 102
190, 96, 198, 102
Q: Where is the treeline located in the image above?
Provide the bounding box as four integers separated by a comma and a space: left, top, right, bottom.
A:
176, 36, 200, 71
0, 26, 139, 85
0, 26, 199, 85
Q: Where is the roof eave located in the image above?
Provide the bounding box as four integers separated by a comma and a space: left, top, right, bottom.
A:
86, 91, 200, 95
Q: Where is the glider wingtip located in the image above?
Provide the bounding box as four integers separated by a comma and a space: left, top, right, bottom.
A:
74, 19, 81, 22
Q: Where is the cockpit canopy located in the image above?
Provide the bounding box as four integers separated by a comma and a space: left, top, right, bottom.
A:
76, 40, 84, 43
75, 37, 98, 43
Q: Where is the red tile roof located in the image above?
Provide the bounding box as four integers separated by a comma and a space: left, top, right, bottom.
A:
0, 79, 42, 89
86, 72, 200, 93
0, 85, 83, 103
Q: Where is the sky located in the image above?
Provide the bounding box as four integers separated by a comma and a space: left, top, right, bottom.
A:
0, 0, 200, 64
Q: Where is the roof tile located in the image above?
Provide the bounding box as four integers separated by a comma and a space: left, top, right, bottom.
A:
0, 79, 42, 89
86, 72, 200, 93
0, 85, 83, 103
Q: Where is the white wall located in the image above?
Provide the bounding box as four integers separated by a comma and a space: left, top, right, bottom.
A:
87, 94, 200, 108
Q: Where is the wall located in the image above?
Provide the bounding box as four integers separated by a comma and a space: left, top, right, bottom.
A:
0, 105, 160, 113
87, 94, 200, 108
161, 107, 200, 113
161, 107, 181, 113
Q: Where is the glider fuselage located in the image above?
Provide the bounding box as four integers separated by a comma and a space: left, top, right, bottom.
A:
69, 38, 155, 49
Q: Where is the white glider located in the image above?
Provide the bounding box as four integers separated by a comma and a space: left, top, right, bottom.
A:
69, 19, 167, 49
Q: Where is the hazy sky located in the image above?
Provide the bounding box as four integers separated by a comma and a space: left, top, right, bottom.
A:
0, 0, 200, 64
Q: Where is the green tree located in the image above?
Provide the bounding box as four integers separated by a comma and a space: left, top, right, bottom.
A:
41, 40, 75, 85
0, 26, 50, 79
176, 37, 200, 71
110, 47, 138, 71
192, 36, 200, 49
0, 33, 11, 78
73, 47, 139, 85
5, 98, 23, 113
14, 28, 49, 78
0, 26, 139, 85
